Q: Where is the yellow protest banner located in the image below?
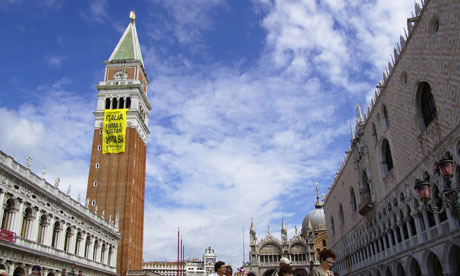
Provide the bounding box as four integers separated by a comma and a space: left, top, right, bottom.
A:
102, 109, 128, 154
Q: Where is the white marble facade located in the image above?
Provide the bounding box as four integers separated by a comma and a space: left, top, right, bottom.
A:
0, 151, 120, 276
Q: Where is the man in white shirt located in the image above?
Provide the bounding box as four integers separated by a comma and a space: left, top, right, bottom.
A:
209, 261, 226, 276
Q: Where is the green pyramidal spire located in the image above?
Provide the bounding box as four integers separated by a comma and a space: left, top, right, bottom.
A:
108, 11, 144, 66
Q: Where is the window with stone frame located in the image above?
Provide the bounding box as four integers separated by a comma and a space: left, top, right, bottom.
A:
372, 123, 378, 145
417, 82, 437, 131
381, 139, 394, 175
350, 188, 357, 213
339, 204, 345, 225
382, 105, 390, 130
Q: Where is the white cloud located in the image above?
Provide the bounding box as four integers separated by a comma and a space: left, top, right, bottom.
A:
80, 0, 108, 23
0, 77, 94, 202
148, 0, 226, 46
45, 55, 67, 68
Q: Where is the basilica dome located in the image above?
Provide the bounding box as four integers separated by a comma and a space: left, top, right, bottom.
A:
301, 198, 326, 234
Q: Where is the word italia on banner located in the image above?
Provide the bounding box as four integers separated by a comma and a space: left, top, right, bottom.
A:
102, 109, 128, 154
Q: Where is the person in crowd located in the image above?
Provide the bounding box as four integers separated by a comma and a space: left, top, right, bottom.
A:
225, 265, 233, 276
310, 249, 336, 276
209, 261, 226, 276
29, 265, 41, 276
279, 265, 293, 276
272, 257, 291, 276
61, 269, 67, 276
0, 269, 9, 276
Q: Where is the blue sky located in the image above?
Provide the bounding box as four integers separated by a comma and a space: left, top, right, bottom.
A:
0, 0, 417, 268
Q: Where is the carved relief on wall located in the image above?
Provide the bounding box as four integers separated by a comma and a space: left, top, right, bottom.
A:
259, 243, 281, 254
113, 69, 128, 80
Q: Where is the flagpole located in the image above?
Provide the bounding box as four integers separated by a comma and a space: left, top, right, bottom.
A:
180, 235, 184, 276
182, 238, 185, 276
177, 227, 180, 276
242, 227, 245, 264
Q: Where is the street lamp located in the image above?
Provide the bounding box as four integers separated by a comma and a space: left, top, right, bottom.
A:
414, 158, 460, 218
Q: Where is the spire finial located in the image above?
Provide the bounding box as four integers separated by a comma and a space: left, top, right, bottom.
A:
350, 122, 354, 139
130, 11, 136, 22
356, 104, 363, 124
315, 182, 319, 199
281, 218, 286, 232
315, 182, 323, 208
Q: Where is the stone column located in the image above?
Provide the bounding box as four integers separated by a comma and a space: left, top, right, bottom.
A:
76, 233, 85, 257
8, 263, 14, 276
30, 211, 41, 242
414, 212, 424, 244
111, 245, 118, 268
92, 240, 99, 262
52, 223, 62, 249
44, 216, 56, 246
0, 191, 5, 224
397, 224, 404, 250
3, 198, 16, 231
103, 244, 110, 265
87, 237, 95, 260
68, 226, 77, 254
56, 222, 67, 250
382, 234, 388, 252
12, 199, 24, 235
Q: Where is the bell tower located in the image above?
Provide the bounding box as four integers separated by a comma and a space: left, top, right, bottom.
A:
86, 11, 150, 276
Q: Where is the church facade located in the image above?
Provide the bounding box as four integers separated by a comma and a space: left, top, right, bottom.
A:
242, 219, 316, 276
323, 0, 460, 275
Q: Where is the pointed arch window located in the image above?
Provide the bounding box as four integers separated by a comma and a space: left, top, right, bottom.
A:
350, 188, 357, 213
372, 123, 378, 145
382, 105, 390, 129
339, 204, 344, 225
407, 206, 417, 236
381, 139, 394, 175
361, 170, 371, 200
417, 82, 437, 130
